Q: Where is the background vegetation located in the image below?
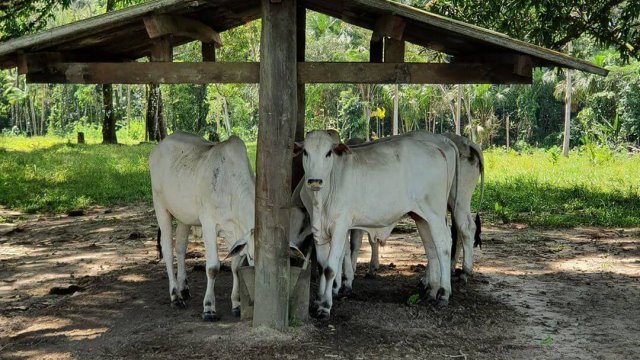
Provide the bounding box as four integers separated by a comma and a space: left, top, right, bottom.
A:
0, 0, 639, 227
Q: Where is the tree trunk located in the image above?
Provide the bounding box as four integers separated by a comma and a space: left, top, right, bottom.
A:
562, 69, 572, 156
145, 84, 167, 141
40, 86, 47, 135
506, 113, 510, 149
102, 0, 118, 144
392, 84, 399, 135
102, 84, 118, 144
455, 85, 462, 135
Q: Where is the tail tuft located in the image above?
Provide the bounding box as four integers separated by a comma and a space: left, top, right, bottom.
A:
450, 216, 458, 260
156, 228, 163, 259
473, 214, 482, 248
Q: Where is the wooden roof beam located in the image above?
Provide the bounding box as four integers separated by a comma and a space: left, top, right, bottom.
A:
453, 53, 533, 77
23, 61, 531, 85
373, 14, 406, 41
143, 14, 223, 47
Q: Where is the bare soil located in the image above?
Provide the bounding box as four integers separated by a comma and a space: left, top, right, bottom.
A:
1, 205, 638, 359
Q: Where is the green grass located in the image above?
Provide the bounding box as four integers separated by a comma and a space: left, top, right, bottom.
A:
1, 135, 639, 227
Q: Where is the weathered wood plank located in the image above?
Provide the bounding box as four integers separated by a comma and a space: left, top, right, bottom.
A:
25, 61, 532, 84
0, 0, 193, 57
351, 0, 607, 76
292, 2, 306, 193
373, 14, 406, 41
25, 62, 260, 84
144, 15, 223, 47
384, 38, 405, 63
370, 38, 383, 63
253, 0, 297, 330
298, 62, 532, 84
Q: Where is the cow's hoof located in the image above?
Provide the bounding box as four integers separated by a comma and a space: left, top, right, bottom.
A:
430, 288, 449, 309
364, 272, 377, 279
180, 287, 191, 300
202, 311, 221, 322
171, 298, 187, 309
231, 307, 241, 318
314, 308, 330, 320
339, 286, 353, 298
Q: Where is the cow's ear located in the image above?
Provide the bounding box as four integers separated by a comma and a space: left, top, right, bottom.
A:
225, 238, 247, 260
293, 142, 304, 157
333, 143, 351, 156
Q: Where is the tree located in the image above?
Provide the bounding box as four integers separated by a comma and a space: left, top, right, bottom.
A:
101, 0, 117, 144
425, 0, 640, 61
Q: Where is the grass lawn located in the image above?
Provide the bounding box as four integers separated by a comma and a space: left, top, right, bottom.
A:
1, 135, 639, 227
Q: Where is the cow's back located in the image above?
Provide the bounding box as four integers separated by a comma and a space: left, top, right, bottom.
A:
149, 133, 253, 225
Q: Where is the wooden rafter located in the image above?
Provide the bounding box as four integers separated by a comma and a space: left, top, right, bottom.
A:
143, 15, 223, 47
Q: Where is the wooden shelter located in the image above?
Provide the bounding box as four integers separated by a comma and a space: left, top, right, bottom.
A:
0, 0, 606, 330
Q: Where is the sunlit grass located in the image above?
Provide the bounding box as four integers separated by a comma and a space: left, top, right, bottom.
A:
1, 135, 639, 227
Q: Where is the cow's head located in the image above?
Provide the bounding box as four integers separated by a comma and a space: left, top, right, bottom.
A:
294, 130, 350, 191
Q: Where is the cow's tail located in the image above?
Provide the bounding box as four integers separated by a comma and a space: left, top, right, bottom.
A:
471, 144, 485, 248
156, 228, 163, 259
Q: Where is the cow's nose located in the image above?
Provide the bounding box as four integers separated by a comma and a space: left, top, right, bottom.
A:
307, 179, 323, 190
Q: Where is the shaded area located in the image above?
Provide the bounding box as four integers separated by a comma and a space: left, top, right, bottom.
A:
1, 206, 639, 359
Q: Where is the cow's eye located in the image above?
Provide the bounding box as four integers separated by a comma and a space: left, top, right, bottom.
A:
325, 151, 332, 157
303, 149, 308, 156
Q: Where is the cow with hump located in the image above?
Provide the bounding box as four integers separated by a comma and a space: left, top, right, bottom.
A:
295, 130, 458, 319
149, 132, 255, 321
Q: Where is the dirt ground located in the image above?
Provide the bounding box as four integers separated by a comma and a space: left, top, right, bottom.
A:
1, 205, 638, 360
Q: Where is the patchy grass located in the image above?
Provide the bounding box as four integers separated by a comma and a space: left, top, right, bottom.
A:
481, 148, 640, 227
1, 136, 639, 227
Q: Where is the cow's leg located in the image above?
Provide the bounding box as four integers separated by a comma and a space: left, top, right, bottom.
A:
230, 255, 242, 317
414, 217, 441, 298
367, 233, 380, 277
314, 240, 331, 307
341, 235, 355, 295
200, 219, 221, 321
457, 211, 476, 282
418, 210, 452, 306
333, 250, 344, 297
350, 229, 364, 275
316, 223, 349, 319
154, 204, 183, 308
175, 222, 191, 301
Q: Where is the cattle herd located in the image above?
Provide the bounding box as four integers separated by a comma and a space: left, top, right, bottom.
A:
149, 129, 484, 321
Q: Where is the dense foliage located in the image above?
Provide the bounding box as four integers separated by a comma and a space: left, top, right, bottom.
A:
1, 1, 640, 151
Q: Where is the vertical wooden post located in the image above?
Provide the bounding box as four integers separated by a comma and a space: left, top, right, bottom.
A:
292, 3, 306, 192
199, 42, 215, 133
147, 37, 171, 141
384, 38, 404, 136
254, 0, 297, 330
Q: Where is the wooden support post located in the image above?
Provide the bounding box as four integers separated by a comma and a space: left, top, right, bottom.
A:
384, 38, 404, 136
147, 37, 171, 141
370, 38, 383, 63
198, 42, 215, 132
254, 0, 297, 330
292, 2, 306, 192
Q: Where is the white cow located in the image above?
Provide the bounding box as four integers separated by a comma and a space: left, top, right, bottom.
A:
344, 133, 485, 290
442, 133, 484, 280
295, 130, 458, 319
149, 133, 255, 321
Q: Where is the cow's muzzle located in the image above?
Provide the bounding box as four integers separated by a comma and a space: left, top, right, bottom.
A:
307, 179, 323, 191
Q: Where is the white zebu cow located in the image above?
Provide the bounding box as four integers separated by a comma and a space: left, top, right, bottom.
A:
442, 133, 484, 280
295, 130, 458, 319
343, 133, 485, 291
149, 133, 255, 321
